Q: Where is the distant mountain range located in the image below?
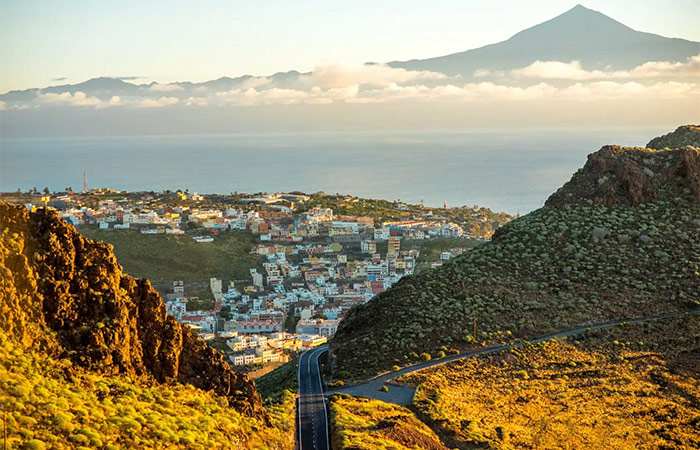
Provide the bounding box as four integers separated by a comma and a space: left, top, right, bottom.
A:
2, 4, 697, 136
2, 4, 697, 102
388, 4, 699, 76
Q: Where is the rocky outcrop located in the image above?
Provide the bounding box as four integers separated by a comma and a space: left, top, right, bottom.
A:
546, 145, 700, 207
0, 202, 265, 419
647, 125, 700, 149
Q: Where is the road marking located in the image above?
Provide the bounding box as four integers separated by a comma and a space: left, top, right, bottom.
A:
297, 346, 330, 450
313, 348, 330, 450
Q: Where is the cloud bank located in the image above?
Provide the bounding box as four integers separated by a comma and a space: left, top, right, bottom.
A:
3, 58, 698, 110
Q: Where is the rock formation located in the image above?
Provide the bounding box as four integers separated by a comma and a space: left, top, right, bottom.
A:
647, 124, 700, 149
546, 144, 700, 207
0, 202, 265, 419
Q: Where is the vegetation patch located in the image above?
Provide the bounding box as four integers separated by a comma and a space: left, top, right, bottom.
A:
79, 226, 262, 283
398, 314, 700, 449
256, 358, 299, 404
329, 394, 449, 450
0, 331, 293, 450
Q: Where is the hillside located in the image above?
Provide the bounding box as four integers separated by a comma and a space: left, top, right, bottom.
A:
330, 128, 700, 381
0, 330, 294, 449
329, 394, 449, 450
78, 226, 262, 284
0, 202, 292, 448
397, 313, 700, 449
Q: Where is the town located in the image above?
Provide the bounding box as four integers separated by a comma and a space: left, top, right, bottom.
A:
7, 187, 512, 375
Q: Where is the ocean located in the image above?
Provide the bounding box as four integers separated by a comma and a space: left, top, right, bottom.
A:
0, 128, 665, 214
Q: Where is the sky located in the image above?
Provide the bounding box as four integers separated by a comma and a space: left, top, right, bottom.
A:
1, 0, 699, 92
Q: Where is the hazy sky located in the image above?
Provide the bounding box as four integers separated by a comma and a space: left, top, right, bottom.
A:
1, 0, 698, 92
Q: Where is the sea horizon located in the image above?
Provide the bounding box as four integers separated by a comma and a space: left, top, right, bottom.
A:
1, 126, 670, 214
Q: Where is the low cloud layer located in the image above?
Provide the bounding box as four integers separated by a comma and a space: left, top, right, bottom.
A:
3, 58, 698, 111
511, 55, 700, 80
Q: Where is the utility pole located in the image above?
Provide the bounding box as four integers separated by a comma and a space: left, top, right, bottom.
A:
473, 318, 477, 342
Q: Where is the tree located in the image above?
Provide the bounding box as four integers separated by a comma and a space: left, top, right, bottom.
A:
284, 308, 299, 333
43, 187, 50, 195
219, 305, 232, 321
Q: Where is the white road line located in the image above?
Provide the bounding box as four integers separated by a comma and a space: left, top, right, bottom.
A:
313, 348, 330, 450
298, 346, 329, 450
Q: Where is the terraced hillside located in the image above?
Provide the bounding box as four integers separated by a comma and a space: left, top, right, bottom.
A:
330, 127, 700, 381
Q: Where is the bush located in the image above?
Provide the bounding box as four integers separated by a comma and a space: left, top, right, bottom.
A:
419, 353, 431, 362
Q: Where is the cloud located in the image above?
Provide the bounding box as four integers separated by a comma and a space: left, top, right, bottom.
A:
185, 96, 208, 106
148, 83, 184, 92
560, 80, 699, 99
39, 91, 105, 107
217, 87, 309, 106
6, 58, 698, 110
510, 54, 700, 80
138, 96, 180, 108
303, 63, 448, 89
627, 55, 700, 78
51, 77, 68, 82
346, 81, 559, 103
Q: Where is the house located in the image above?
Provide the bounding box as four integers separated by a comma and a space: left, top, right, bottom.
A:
373, 228, 390, 241
299, 334, 328, 348
361, 240, 377, 253
251, 270, 264, 287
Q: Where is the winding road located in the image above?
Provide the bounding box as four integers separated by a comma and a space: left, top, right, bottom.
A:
297, 345, 329, 450
329, 308, 700, 405
296, 308, 700, 449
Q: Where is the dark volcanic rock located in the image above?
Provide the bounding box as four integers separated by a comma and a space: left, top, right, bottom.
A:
0, 202, 265, 419
546, 145, 700, 207
647, 125, 700, 149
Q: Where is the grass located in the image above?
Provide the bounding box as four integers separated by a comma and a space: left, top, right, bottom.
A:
329, 394, 449, 450
0, 330, 294, 450
79, 226, 262, 283
397, 314, 700, 449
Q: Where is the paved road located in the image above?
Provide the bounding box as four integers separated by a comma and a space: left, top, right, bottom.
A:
297, 345, 330, 450
330, 308, 700, 405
